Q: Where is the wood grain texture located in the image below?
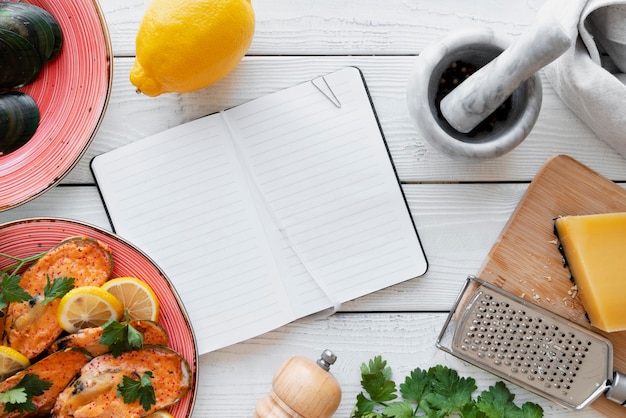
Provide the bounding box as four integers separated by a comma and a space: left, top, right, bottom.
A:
477, 155, 626, 416
100, 0, 542, 56
62, 56, 626, 185
6, 181, 626, 317
0, 186, 111, 230
0, 182, 523, 312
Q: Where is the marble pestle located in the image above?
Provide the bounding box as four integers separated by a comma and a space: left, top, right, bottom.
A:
440, 17, 571, 134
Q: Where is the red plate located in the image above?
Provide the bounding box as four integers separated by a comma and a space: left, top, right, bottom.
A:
0, 218, 198, 417
0, 0, 112, 211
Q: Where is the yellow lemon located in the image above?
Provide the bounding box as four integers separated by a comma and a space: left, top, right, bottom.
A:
0, 345, 30, 380
101, 277, 160, 321
57, 286, 123, 333
145, 411, 174, 418
130, 0, 255, 97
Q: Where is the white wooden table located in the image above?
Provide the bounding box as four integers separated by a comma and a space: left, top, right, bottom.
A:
2, 0, 621, 416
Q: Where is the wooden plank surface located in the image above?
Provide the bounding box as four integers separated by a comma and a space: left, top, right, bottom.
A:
5, 0, 625, 415
101, 0, 541, 56
60, 57, 626, 185
0, 183, 523, 312
5, 181, 626, 314
478, 155, 626, 416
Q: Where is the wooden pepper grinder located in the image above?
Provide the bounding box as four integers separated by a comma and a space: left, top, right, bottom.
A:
254, 349, 342, 418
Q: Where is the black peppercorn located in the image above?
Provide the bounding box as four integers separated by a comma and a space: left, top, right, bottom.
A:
435, 60, 512, 137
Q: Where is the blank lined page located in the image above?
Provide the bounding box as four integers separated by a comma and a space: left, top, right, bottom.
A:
225, 66, 427, 305
92, 67, 427, 354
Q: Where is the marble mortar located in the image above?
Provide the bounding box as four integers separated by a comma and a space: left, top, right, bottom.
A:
407, 27, 542, 160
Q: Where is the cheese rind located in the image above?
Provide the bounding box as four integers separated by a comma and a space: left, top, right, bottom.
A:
555, 213, 626, 333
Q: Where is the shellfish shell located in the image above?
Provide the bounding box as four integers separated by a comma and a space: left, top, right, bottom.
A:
0, 91, 40, 155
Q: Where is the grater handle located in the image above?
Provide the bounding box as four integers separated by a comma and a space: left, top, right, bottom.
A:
606, 371, 626, 406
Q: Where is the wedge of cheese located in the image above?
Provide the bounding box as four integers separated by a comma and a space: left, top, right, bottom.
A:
555, 212, 626, 333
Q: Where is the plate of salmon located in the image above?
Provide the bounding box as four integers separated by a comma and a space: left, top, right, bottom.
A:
0, 217, 197, 417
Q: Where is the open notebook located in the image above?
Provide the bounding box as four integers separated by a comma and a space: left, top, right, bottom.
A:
92, 67, 427, 354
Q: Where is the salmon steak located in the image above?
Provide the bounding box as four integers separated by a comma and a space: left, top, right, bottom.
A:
3, 237, 114, 359
52, 346, 191, 417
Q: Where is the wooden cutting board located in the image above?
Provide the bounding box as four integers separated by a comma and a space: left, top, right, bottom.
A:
477, 154, 626, 416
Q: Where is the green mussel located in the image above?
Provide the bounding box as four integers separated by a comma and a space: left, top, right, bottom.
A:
0, 27, 41, 89
0, 1, 63, 62
0, 1, 63, 89
0, 91, 40, 155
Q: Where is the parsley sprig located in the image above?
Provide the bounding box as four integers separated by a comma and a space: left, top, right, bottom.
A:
351, 356, 544, 418
0, 252, 46, 311
0, 374, 52, 413
100, 312, 145, 357
0, 274, 31, 311
41, 276, 75, 305
117, 371, 156, 411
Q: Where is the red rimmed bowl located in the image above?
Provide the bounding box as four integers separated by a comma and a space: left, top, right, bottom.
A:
0, 0, 112, 211
0, 218, 198, 417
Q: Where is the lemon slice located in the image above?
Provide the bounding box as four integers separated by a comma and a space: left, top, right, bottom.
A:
101, 277, 160, 321
0, 346, 30, 379
57, 286, 124, 333
145, 411, 174, 418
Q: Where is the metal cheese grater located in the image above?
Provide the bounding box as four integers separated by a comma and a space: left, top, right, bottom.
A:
437, 276, 626, 410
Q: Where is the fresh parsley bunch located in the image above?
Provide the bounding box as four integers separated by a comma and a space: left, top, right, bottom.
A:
351, 356, 543, 418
